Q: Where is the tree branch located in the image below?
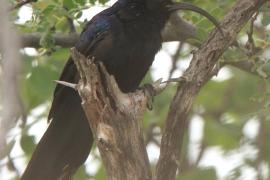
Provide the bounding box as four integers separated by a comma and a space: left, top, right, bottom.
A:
155, 0, 267, 179
20, 33, 80, 48
225, 60, 259, 76
18, 13, 196, 48
68, 48, 166, 180
18, 16, 260, 78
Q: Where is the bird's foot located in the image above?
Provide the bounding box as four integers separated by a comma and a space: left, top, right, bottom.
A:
142, 76, 190, 110
142, 84, 155, 110
142, 79, 165, 110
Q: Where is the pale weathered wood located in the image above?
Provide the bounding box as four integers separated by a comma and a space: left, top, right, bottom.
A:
71, 48, 158, 180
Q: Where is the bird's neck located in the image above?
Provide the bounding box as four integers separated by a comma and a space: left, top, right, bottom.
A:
112, 0, 170, 28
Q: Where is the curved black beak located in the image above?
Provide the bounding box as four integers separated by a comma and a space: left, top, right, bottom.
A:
168, 2, 223, 34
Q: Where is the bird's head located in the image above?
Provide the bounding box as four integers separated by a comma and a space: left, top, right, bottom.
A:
116, 0, 221, 32
144, 0, 221, 32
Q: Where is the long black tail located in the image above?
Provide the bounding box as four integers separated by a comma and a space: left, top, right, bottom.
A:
22, 58, 93, 180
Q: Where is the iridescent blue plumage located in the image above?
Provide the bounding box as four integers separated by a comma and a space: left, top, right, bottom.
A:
75, 17, 111, 54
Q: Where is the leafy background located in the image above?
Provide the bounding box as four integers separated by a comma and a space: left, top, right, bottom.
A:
0, 0, 270, 179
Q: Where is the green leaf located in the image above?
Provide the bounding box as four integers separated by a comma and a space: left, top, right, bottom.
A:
204, 118, 241, 150
20, 47, 68, 110
20, 135, 36, 155
262, 14, 270, 26
75, 0, 86, 5
63, 0, 77, 9
95, 166, 106, 179
74, 165, 89, 180
177, 168, 217, 180
196, 27, 208, 42
42, 5, 56, 16
98, 0, 109, 4
55, 17, 68, 30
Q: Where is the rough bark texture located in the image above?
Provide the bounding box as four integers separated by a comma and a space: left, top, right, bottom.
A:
155, 0, 267, 180
70, 48, 155, 180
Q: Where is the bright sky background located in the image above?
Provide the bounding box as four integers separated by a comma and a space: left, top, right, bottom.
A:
0, 1, 267, 180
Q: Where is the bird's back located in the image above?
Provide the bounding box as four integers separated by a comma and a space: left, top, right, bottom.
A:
76, 2, 166, 92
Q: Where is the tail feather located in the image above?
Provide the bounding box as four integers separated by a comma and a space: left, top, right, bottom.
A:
22, 58, 93, 179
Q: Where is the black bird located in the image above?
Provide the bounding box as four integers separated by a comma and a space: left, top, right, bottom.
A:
22, 0, 220, 179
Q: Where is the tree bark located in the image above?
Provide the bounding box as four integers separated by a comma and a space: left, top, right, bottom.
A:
69, 48, 165, 180
0, 0, 23, 160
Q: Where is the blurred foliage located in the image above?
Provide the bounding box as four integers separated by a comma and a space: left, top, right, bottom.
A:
1, 0, 270, 180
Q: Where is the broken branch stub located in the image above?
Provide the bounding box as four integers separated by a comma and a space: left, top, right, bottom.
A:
70, 48, 151, 180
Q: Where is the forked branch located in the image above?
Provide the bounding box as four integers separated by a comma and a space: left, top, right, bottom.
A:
155, 0, 267, 180
69, 48, 166, 180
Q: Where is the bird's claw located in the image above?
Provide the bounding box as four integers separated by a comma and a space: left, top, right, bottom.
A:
142, 79, 164, 110
142, 84, 155, 110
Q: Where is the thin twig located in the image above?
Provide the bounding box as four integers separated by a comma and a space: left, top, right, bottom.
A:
66, 17, 76, 33
7, 155, 20, 177
245, 11, 259, 56
63, 7, 77, 33
54, 80, 77, 89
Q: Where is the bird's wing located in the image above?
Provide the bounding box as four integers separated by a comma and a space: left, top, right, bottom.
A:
48, 15, 111, 121
76, 16, 111, 54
